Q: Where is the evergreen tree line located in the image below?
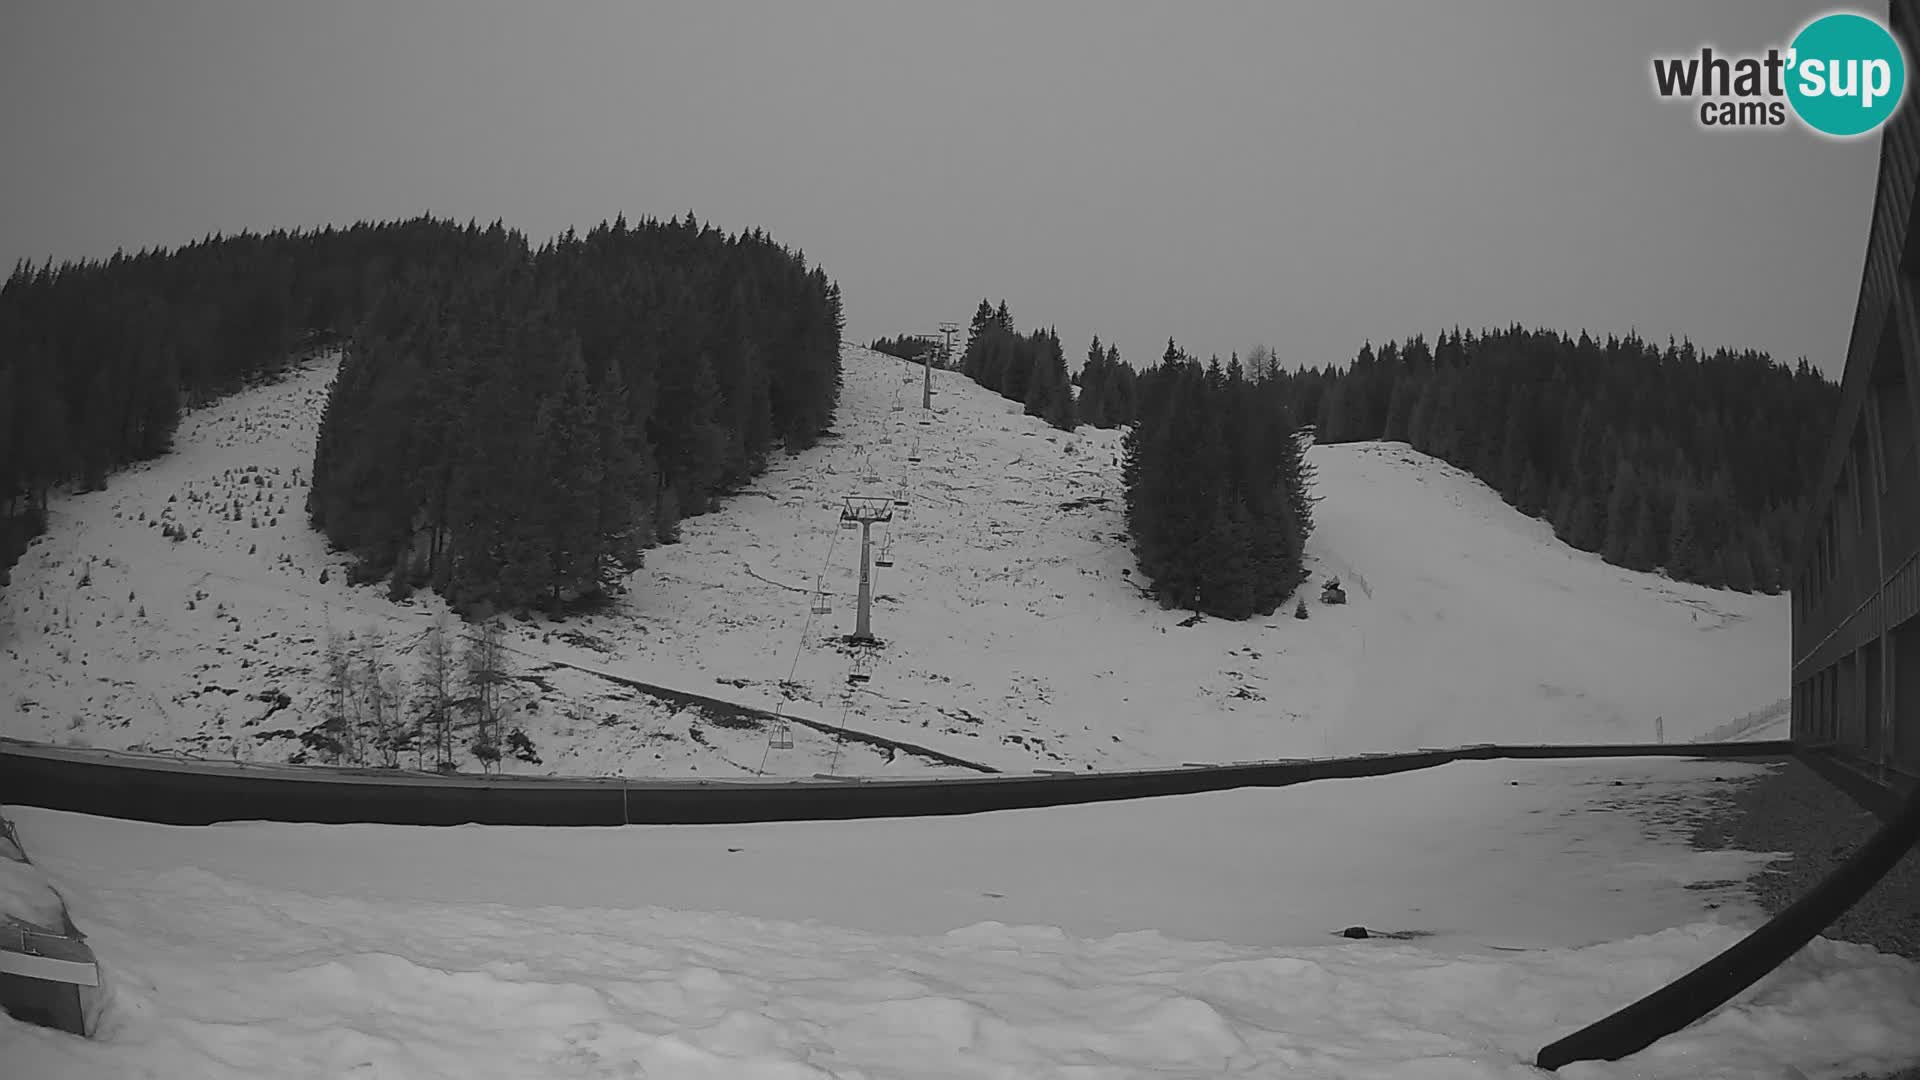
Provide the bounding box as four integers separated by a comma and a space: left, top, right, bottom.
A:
1123, 341, 1315, 619
955, 299, 1076, 432
867, 334, 949, 366
1270, 326, 1840, 592
0, 218, 475, 585
308, 213, 845, 613
1071, 333, 1140, 429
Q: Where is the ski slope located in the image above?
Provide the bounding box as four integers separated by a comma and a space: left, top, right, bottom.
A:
7, 756, 1919, 1079
0, 345, 1788, 777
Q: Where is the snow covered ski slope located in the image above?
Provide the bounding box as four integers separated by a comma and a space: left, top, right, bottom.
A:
0, 345, 1787, 777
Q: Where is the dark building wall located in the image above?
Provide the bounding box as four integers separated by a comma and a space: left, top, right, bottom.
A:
1792, 0, 1920, 793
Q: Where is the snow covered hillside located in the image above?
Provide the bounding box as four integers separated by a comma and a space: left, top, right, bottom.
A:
0, 345, 1788, 776
7, 757, 1919, 1079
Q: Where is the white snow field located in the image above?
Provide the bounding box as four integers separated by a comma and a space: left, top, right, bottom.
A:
0, 344, 1788, 777
7, 756, 1920, 1078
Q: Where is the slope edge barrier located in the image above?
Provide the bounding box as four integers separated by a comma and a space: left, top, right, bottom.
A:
0, 736, 1792, 827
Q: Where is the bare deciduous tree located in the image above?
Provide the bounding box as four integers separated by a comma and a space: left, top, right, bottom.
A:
361, 626, 403, 768
463, 620, 509, 773
321, 627, 354, 764
415, 615, 456, 771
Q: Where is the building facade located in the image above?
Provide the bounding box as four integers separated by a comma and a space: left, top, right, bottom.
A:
1791, 0, 1920, 798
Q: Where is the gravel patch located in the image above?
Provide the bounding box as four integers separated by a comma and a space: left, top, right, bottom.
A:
1688, 757, 1920, 1080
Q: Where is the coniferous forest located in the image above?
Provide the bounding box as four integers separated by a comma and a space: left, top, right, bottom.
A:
0, 221, 419, 585
308, 215, 844, 612
953, 298, 1311, 620
867, 334, 945, 365
956, 299, 1078, 433
1269, 327, 1840, 592
0, 215, 845, 612
1072, 333, 1140, 430
1122, 341, 1315, 619
948, 305, 1832, 614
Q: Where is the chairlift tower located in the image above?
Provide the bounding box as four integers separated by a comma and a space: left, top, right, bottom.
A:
917, 345, 936, 411
840, 496, 894, 643
938, 321, 960, 370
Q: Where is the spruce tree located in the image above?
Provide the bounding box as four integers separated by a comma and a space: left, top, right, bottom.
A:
1601, 460, 1637, 567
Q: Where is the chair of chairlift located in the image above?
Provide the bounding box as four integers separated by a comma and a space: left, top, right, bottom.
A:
840, 517, 858, 530
907, 455, 921, 463
770, 722, 793, 750
893, 498, 909, 507
811, 597, 832, 614
847, 670, 871, 685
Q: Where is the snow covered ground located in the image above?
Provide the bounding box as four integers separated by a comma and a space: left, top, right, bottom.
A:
0, 345, 1789, 777
7, 756, 1920, 1078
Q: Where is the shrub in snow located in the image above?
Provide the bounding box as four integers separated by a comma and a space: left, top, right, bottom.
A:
507, 728, 542, 765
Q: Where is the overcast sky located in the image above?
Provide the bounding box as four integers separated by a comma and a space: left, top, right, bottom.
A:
0, 0, 1885, 376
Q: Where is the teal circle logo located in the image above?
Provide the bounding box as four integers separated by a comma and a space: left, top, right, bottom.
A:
1787, 12, 1907, 137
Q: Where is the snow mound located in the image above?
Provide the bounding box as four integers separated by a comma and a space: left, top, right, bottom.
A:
3, 850, 1916, 1080
0, 858, 67, 930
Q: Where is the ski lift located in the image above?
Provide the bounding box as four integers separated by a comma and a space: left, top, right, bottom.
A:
891, 403, 905, 412
840, 514, 859, 530
892, 497, 909, 507
768, 704, 795, 750
876, 554, 894, 568
880, 434, 893, 444
811, 594, 832, 615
